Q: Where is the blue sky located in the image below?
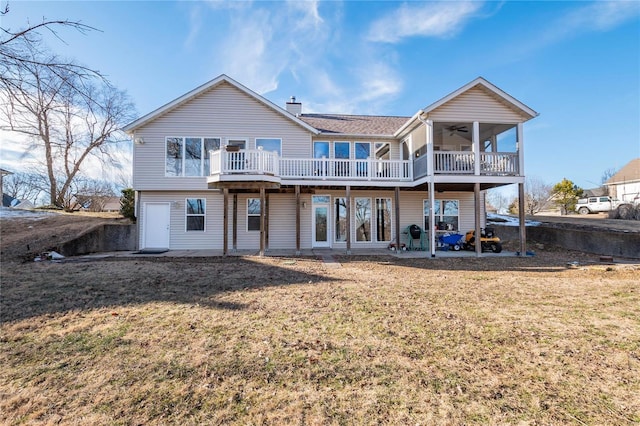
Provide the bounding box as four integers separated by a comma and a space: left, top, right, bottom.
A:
2, 0, 639, 191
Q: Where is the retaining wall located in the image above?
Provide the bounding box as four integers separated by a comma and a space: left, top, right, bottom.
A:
58, 224, 136, 256
493, 224, 640, 259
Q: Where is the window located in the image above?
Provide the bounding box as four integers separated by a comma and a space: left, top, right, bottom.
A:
166, 137, 220, 177
166, 137, 183, 176
334, 142, 350, 177
313, 141, 329, 176
355, 197, 371, 242
376, 198, 392, 242
335, 197, 347, 242
256, 138, 281, 155
424, 199, 459, 232
203, 138, 221, 173
355, 142, 370, 177
186, 198, 205, 231
247, 198, 261, 231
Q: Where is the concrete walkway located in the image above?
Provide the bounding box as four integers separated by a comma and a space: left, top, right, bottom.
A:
78, 248, 524, 260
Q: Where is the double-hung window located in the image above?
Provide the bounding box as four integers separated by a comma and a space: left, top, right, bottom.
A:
166, 137, 220, 176
186, 198, 205, 231
247, 198, 261, 231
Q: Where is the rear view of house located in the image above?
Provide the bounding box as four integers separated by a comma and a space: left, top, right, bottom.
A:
123, 75, 537, 256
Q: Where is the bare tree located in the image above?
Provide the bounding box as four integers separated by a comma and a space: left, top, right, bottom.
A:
486, 187, 514, 214
524, 176, 552, 215
1, 51, 134, 210
73, 177, 116, 212
1, 5, 102, 90
3, 171, 47, 204
600, 167, 617, 196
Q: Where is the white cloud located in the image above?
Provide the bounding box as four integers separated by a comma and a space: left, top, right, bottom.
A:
565, 1, 640, 31
367, 2, 484, 43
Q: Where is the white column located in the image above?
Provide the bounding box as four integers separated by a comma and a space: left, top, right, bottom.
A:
429, 180, 436, 257
517, 123, 524, 176
426, 119, 434, 176
473, 121, 480, 175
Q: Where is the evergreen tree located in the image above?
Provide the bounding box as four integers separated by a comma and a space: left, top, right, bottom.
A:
551, 178, 583, 215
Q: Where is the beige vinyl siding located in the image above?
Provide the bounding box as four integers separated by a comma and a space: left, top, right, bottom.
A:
132, 82, 313, 191
139, 191, 224, 250
427, 87, 527, 123
138, 189, 482, 250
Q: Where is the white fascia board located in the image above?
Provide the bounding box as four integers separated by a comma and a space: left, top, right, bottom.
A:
123, 74, 319, 135
421, 77, 539, 121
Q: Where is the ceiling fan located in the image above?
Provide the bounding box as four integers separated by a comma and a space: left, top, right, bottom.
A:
447, 125, 468, 134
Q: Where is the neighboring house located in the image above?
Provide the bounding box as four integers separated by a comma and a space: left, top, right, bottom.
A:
2, 193, 34, 210
606, 158, 640, 204
124, 75, 537, 255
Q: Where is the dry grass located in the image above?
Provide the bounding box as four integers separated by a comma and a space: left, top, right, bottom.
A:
1, 252, 639, 425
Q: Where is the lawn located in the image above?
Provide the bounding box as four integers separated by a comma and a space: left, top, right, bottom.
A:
1, 254, 639, 425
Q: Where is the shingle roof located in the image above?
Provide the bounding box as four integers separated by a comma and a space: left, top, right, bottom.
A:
606, 158, 640, 184
298, 114, 410, 136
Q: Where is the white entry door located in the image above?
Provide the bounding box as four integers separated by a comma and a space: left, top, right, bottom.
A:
143, 202, 170, 249
312, 195, 330, 247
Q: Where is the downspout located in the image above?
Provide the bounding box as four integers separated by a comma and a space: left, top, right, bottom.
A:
418, 111, 436, 257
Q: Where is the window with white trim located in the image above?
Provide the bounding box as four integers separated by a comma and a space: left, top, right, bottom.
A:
355, 197, 371, 242
186, 198, 205, 231
335, 197, 347, 242
247, 198, 261, 231
375, 198, 392, 242
166, 137, 220, 177
256, 138, 281, 155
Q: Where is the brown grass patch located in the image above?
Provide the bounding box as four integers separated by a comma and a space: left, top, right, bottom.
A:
1, 253, 639, 425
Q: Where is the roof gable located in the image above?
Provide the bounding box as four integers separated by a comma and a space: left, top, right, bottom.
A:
123, 74, 318, 134
423, 77, 538, 120
607, 158, 640, 184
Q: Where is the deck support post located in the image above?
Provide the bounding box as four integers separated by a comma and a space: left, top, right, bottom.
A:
394, 186, 401, 254
259, 187, 266, 257
223, 188, 229, 256
429, 181, 436, 257
518, 182, 527, 256
295, 185, 301, 256
346, 185, 351, 255
474, 182, 482, 257
265, 192, 269, 252
232, 193, 238, 252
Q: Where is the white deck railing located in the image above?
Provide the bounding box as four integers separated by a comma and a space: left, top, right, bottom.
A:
209, 149, 518, 181
434, 151, 475, 174
480, 152, 518, 175
210, 149, 279, 176
279, 158, 411, 181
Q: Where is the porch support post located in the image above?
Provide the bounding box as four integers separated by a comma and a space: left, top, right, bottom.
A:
394, 186, 401, 254
474, 182, 482, 257
295, 185, 301, 256
518, 182, 527, 257
223, 188, 229, 257
232, 193, 238, 251
346, 185, 352, 255
429, 180, 436, 257
265, 192, 270, 252
259, 187, 266, 257
426, 119, 434, 176
517, 123, 525, 176
473, 121, 480, 175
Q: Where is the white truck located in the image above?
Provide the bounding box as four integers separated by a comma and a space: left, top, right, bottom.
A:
575, 196, 620, 215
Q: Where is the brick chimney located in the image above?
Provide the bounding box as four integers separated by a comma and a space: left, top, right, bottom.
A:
286, 96, 302, 116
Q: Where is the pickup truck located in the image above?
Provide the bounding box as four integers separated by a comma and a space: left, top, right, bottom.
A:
575, 196, 620, 214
